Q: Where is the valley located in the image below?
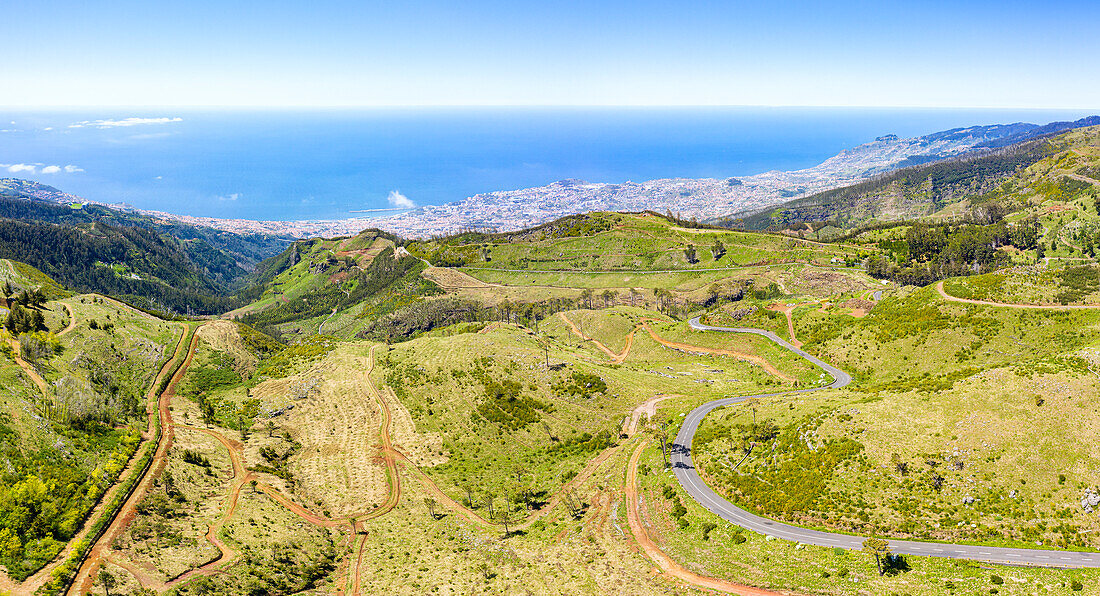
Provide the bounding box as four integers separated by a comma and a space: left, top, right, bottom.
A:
0, 124, 1099, 595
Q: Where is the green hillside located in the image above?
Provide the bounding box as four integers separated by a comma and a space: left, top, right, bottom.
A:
0, 189, 290, 316
735, 124, 1100, 236
0, 269, 184, 581
7, 156, 1100, 595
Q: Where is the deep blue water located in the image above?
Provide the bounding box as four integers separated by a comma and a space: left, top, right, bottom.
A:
1, 107, 1095, 221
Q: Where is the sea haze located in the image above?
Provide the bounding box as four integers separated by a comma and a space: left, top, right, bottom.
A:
1, 107, 1095, 222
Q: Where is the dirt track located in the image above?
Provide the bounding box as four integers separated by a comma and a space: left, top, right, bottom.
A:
627, 395, 675, 437
936, 279, 1100, 309
7, 335, 50, 399
625, 440, 794, 596
765, 303, 803, 348
57, 302, 77, 336
558, 312, 635, 363
55, 314, 806, 594
640, 320, 793, 383
66, 340, 400, 595
0, 322, 190, 596
69, 324, 200, 595
2, 299, 74, 403
112, 344, 401, 595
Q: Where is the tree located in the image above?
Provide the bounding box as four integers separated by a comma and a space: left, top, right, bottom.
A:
684, 245, 698, 264
483, 491, 496, 518
236, 399, 260, 439
862, 537, 891, 576
424, 497, 439, 520
5, 303, 46, 334
653, 422, 670, 469
98, 568, 118, 596
0, 527, 20, 559
561, 489, 584, 518
654, 289, 674, 314
512, 465, 528, 483
707, 283, 722, 305
493, 507, 521, 537
600, 289, 615, 308
711, 239, 726, 260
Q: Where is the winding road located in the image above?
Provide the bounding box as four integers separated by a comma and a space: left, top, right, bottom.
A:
672, 316, 1100, 569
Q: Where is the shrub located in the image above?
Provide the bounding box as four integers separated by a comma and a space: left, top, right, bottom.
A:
552, 371, 607, 398
990, 574, 1003, 585
476, 378, 553, 430
182, 449, 211, 468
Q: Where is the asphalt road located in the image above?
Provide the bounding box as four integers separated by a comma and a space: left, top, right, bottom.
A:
671, 316, 1100, 568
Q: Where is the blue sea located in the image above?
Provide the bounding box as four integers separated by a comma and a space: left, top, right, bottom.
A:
1, 107, 1095, 221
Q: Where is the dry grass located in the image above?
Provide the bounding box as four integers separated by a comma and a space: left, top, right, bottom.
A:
113, 429, 231, 580
195, 321, 258, 375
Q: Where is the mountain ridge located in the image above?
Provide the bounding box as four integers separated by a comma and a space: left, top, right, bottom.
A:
8, 116, 1095, 240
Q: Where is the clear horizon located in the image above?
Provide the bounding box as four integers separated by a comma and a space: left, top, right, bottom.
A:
3, 107, 1095, 223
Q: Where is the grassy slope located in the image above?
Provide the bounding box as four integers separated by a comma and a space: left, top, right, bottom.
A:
451, 212, 865, 271
694, 282, 1100, 551
36, 203, 1100, 594
228, 232, 395, 317
417, 213, 877, 308
0, 285, 178, 579
741, 124, 1100, 240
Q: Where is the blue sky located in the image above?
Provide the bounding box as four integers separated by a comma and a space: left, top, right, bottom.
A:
3, 0, 1098, 108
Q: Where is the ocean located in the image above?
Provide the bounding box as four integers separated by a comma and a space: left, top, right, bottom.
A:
1, 107, 1094, 222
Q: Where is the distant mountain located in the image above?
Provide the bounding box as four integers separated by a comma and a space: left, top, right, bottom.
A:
975, 115, 1100, 149
731, 123, 1100, 232
369, 116, 1100, 237
0, 181, 293, 314
0, 179, 291, 281
0, 179, 86, 205
20, 116, 1093, 242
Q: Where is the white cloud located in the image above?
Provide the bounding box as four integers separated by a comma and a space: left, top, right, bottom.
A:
386, 190, 415, 209
43, 127, 53, 131
64, 165, 84, 173
217, 193, 240, 201
154, 175, 163, 180
69, 117, 183, 129
40, 165, 61, 174
5, 164, 36, 174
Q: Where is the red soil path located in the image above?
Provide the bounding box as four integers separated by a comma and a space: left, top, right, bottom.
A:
624, 440, 797, 596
